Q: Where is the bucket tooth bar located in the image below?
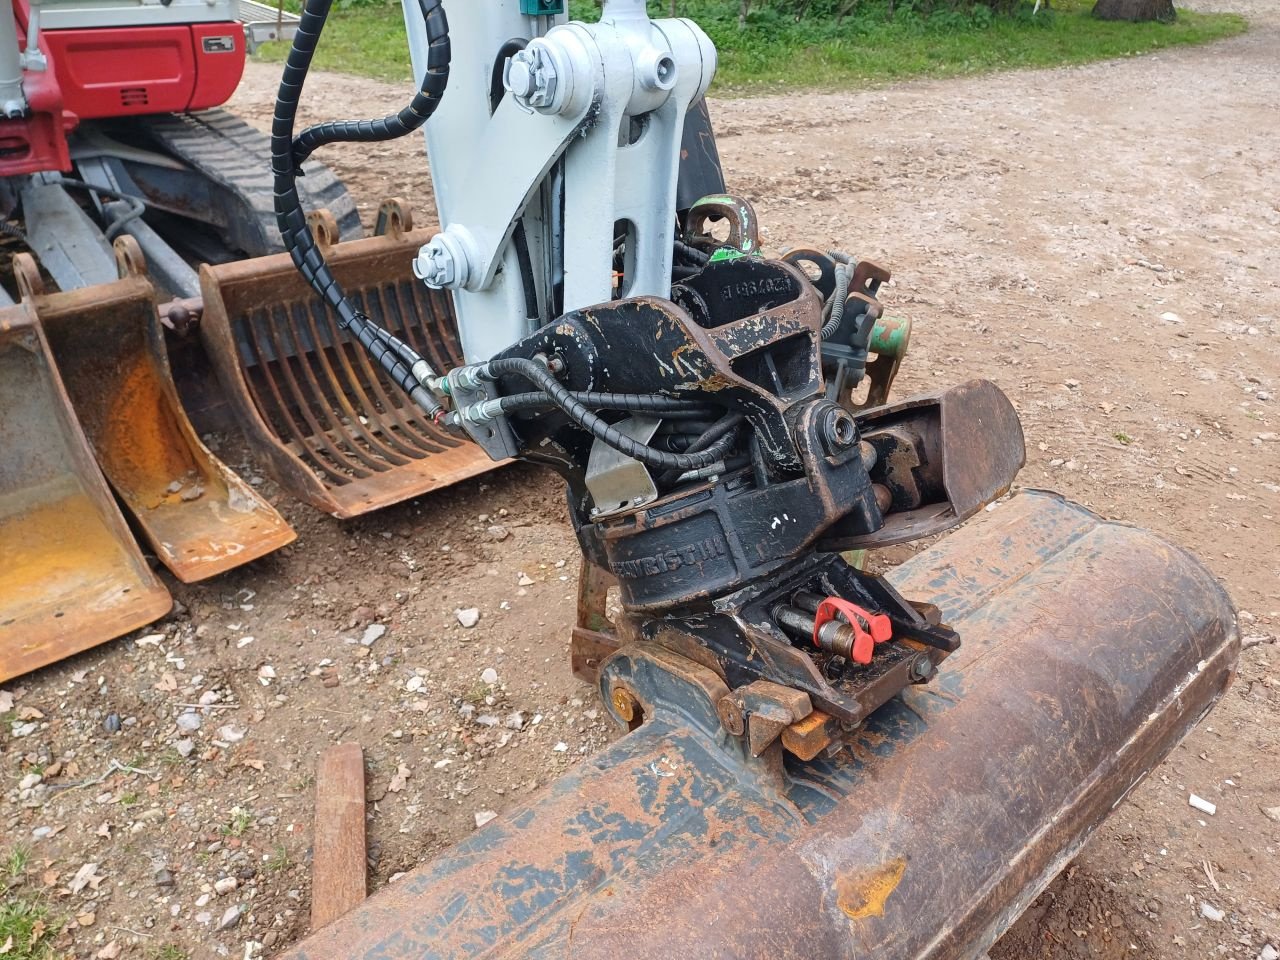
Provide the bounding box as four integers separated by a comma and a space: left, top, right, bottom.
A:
15, 240, 297, 584
198, 201, 503, 519
281, 491, 1238, 959
0, 302, 171, 683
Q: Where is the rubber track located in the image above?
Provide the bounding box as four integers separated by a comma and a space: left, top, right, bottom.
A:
144, 108, 362, 255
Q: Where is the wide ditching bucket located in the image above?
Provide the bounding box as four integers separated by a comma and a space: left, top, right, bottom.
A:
198, 200, 502, 519
14, 240, 297, 584
0, 302, 171, 682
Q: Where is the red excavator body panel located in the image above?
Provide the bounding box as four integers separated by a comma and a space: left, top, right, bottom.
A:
33, 23, 245, 118
1, 0, 246, 176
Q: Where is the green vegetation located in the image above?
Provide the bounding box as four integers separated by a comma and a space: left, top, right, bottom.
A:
149, 945, 189, 960
4, 846, 31, 884
266, 843, 293, 873
221, 806, 255, 837
1113, 431, 1133, 445
0, 847, 60, 960
254, 0, 1245, 89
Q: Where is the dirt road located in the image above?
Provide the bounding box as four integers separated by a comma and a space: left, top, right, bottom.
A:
3, 6, 1277, 959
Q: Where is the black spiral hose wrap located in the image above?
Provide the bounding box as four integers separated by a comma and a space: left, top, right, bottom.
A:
498, 392, 717, 418
290, 0, 451, 169
271, 0, 451, 420
486, 358, 735, 472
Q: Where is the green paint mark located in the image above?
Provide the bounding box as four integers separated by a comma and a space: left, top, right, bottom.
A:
869, 316, 911, 357
708, 248, 746, 264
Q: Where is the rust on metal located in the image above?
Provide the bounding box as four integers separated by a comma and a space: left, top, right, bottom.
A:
198, 200, 503, 519
684, 194, 760, 256
857, 312, 911, 410
280, 491, 1237, 959
0, 302, 171, 682
782, 709, 839, 761
17, 243, 296, 583
836, 858, 909, 920
822, 378, 1027, 551
570, 561, 623, 685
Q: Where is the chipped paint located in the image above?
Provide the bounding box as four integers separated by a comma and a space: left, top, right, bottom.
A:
836, 857, 908, 920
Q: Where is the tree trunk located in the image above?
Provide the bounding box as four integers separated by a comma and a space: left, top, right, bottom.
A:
738, 0, 751, 27
1092, 0, 1176, 21
669, 0, 677, 15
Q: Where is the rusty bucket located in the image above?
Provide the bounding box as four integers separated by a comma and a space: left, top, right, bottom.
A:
283, 490, 1237, 960
198, 200, 503, 519
0, 302, 171, 682
15, 241, 297, 584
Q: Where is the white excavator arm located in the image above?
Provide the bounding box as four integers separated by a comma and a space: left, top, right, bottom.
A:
404, 0, 716, 360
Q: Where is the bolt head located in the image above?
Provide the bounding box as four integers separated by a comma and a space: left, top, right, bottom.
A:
909, 655, 937, 683
505, 45, 558, 110
611, 686, 639, 723
415, 239, 454, 288
505, 56, 537, 99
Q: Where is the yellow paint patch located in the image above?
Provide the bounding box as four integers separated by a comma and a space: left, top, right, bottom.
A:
836, 858, 907, 920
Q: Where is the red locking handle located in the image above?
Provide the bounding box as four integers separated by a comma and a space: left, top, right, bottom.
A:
813, 597, 893, 665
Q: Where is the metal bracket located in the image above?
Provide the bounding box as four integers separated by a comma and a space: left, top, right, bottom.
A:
584, 416, 661, 517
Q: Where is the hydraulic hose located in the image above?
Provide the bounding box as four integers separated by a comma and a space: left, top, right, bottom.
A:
685, 411, 745, 453
485, 357, 734, 471
46, 176, 147, 241
289, 0, 451, 170
497, 391, 717, 419
272, 0, 451, 420
0, 219, 29, 246
658, 411, 743, 485
820, 262, 851, 340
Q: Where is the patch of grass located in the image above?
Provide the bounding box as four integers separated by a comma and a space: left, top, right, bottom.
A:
118, 791, 141, 807
0, 850, 60, 960
253, 0, 1246, 90
266, 843, 292, 873
1113, 431, 1133, 445
0, 897, 58, 960
4, 847, 30, 884
148, 945, 189, 960
221, 806, 254, 837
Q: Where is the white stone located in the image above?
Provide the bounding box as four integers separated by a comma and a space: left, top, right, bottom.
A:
214, 877, 238, 895
480, 667, 498, 685
1189, 794, 1217, 816
456, 608, 481, 629
1199, 901, 1225, 922
474, 810, 497, 828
